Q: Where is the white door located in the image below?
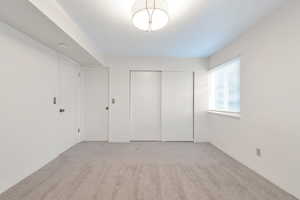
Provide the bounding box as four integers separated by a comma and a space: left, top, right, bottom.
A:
84, 68, 109, 141
59, 57, 81, 146
162, 72, 194, 141
131, 71, 161, 141
109, 69, 130, 142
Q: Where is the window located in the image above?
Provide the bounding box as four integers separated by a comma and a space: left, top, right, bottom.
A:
209, 58, 240, 113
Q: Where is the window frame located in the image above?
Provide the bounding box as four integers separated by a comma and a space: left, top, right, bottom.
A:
208, 57, 241, 115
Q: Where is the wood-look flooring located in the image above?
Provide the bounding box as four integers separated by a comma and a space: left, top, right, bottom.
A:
0, 142, 297, 200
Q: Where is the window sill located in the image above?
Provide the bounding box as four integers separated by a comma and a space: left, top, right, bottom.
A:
207, 111, 240, 119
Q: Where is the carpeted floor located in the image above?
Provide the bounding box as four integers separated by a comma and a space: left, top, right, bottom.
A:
0, 142, 297, 200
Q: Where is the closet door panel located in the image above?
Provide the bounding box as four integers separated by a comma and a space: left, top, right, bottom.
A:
162, 72, 194, 141
131, 71, 161, 141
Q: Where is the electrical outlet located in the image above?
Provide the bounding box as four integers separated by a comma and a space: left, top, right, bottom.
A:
256, 148, 262, 157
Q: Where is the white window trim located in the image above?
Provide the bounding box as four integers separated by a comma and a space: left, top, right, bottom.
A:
207, 110, 241, 119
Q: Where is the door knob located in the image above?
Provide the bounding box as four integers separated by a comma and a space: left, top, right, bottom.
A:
59, 108, 65, 113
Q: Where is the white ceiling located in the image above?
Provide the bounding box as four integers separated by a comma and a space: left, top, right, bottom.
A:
57, 0, 286, 58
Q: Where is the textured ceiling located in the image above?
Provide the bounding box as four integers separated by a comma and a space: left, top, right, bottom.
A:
57, 0, 286, 58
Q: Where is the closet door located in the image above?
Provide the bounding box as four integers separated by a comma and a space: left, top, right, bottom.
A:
131, 71, 161, 141
162, 72, 194, 141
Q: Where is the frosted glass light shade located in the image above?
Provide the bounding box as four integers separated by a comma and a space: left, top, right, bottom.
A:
132, 0, 169, 31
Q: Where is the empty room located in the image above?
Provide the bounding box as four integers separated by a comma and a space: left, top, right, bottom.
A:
0, 0, 299, 199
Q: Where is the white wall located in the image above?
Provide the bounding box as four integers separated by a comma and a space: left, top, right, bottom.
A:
105, 56, 209, 143
0, 22, 81, 194
208, 1, 300, 198
105, 56, 207, 71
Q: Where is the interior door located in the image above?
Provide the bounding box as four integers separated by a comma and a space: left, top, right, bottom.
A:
84, 68, 109, 141
162, 71, 194, 141
131, 71, 161, 141
59, 57, 81, 146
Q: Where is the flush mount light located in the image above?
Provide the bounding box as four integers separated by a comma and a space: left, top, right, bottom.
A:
132, 0, 169, 31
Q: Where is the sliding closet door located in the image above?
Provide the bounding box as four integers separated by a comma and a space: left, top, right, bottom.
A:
131, 71, 161, 141
162, 72, 194, 141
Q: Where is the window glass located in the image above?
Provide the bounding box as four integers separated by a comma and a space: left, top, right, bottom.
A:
209, 58, 240, 112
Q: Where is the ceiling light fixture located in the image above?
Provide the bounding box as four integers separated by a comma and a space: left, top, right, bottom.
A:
132, 0, 169, 32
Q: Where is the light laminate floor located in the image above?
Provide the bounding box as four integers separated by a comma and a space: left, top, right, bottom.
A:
0, 142, 297, 200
